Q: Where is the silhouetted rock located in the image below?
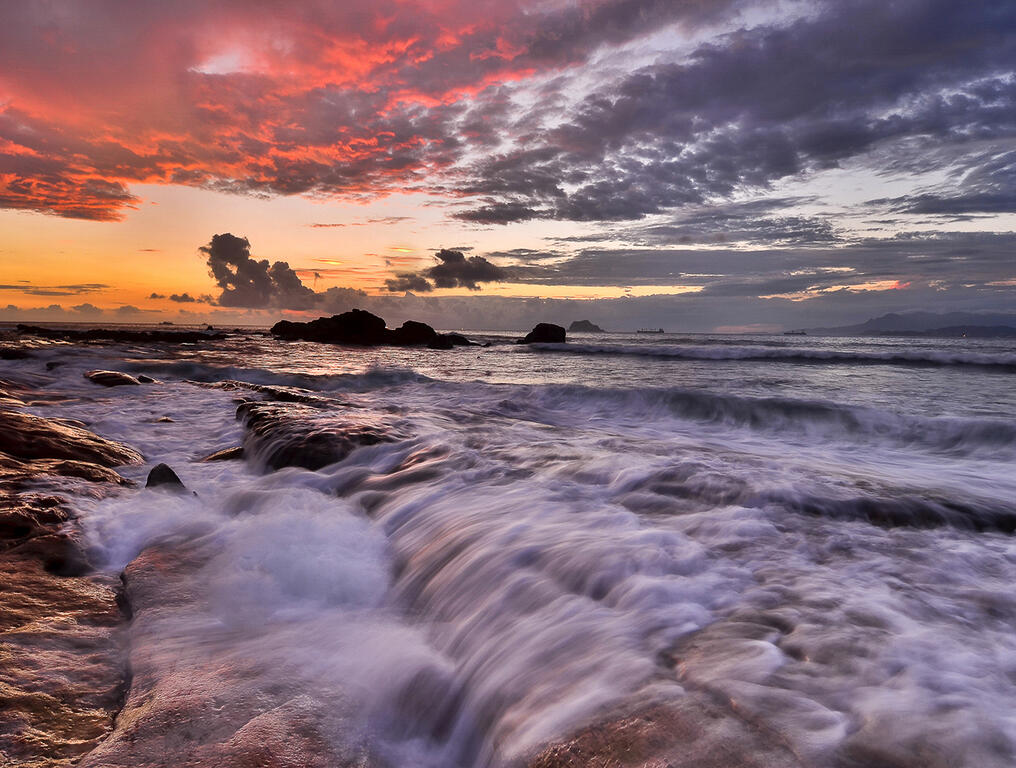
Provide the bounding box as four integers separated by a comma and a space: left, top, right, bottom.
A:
146, 463, 186, 491
437, 333, 473, 348
271, 309, 475, 348
272, 309, 388, 345
17, 324, 226, 343
567, 320, 604, 333
84, 370, 141, 387
519, 323, 566, 344
390, 320, 439, 346
200, 446, 244, 462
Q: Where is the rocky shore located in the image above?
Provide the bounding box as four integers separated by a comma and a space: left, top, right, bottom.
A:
1, 346, 807, 768
0, 376, 138, 767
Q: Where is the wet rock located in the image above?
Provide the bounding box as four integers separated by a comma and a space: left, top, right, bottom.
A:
146, 463, 186, 491
201, 446, 244, 462
527, 701, 806, 768
84, 370, 141, 387
137, 374, 158, 384
0, 472, 127, 766
77, 545, 373, 768
0, 409, 143, 467
0, 452, 131, 486
155, 416, 174, 423
519, 323, 566, 344
238, 401, 401, 471
0, 551, 125, 766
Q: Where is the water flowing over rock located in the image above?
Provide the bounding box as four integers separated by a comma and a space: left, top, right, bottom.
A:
238, 401, 403, 471
519, 323, 567, 344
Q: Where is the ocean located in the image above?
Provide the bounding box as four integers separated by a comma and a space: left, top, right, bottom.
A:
3, 327, 1016, 766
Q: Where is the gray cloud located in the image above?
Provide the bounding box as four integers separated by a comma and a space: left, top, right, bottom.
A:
200, 233, 319, 310
384, 248, 510, 292
453, 0, 1016, 223
169, 293, 199, 303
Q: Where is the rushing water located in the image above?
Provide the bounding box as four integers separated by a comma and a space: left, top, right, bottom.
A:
4, 328, 1016, 766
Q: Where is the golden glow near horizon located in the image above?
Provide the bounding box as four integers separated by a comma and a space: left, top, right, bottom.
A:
0, 183, 700, 315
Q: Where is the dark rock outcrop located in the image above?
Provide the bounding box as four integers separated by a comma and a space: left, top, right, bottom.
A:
238, 401, 401, 471
390, 319, 438, 346
567, 320, 604, 333
137, 374, 158, 384
84, 370, 141, 387
271, 309, 475, 349
145, 463, 186, 491
519, 323, 567, 344
272, 309, 388, 345
17, 325, 227, 343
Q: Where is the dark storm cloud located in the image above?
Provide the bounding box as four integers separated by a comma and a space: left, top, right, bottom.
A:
385, 273, 435, 293
427, 249, 509, 290
455, 0, 1016, 223
200, 233, 319, 310
384, 248, 510, 292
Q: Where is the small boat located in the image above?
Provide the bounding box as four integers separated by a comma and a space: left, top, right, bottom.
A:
783, 330, 807, 336
637, 328, 665, 334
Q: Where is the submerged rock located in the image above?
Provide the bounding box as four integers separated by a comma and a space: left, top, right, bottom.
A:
84, 370, 141, 387
519, 323, 567, 344
145, 463, 187, 491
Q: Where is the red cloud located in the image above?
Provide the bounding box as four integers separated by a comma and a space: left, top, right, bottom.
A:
0, 0, 739, 220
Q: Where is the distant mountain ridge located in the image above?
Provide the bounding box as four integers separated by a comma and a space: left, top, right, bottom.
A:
568, 320, 605, 333
808, 311, 1016, 336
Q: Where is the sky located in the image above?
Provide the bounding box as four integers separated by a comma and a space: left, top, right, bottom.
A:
0, 0, 1014, 331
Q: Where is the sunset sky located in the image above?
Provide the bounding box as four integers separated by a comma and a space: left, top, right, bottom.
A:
1, 0, 1014, 331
